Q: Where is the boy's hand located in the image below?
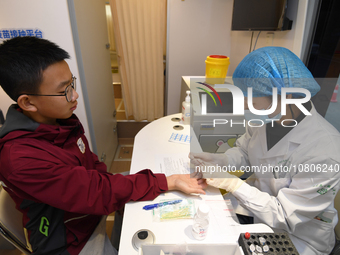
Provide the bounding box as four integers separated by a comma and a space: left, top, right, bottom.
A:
166, 174, 207, 195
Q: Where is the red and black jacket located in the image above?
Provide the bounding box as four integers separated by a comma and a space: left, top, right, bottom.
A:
0, 105, 167, 255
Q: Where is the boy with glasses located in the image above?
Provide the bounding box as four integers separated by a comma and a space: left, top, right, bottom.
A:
0, 37, 206, 255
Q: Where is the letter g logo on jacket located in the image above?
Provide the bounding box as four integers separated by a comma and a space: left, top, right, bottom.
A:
39, 216, 49, 237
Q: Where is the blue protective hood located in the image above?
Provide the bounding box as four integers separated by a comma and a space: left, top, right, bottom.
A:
232, 47, 320, 98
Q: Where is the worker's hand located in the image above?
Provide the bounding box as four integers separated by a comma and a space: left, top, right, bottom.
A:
166, 174, 207, 195
189, 152, 228, 178
206, 173, 244, 193
189, 152, 228, 168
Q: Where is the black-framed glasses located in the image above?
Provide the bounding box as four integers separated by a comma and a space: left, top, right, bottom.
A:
24, 76, 77, 102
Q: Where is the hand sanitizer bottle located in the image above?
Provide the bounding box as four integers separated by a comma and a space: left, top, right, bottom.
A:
181, 90, 191, 125
192, 204, 210, 240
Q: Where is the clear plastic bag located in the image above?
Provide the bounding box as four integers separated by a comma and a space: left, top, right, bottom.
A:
152, 199, 196, 221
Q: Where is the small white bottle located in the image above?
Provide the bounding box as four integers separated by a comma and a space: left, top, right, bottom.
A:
181, 90, 191, 125
192, 203, 210, 240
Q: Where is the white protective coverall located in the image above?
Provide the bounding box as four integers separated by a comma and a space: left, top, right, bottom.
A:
226, 103, 340, 255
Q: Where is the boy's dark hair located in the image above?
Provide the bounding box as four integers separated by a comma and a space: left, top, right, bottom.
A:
0, 37, 70, 101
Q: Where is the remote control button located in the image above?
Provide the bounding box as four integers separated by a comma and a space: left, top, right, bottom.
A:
249, 243, 256, 252
259, 237, 266, 245
256, 245, 262, 253
263, 245, 269, 253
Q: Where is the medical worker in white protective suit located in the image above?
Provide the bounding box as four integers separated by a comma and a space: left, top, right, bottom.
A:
190, 47, 340, 255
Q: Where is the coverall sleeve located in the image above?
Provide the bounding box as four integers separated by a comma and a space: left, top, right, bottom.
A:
2, 144, 168, 215
91, 152, 107, 173
233, 156, 340, 234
